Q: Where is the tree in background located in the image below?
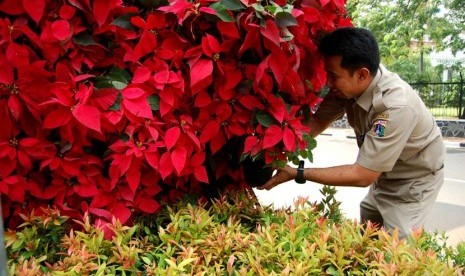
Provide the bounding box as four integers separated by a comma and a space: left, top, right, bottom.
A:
346, 0, 464, 83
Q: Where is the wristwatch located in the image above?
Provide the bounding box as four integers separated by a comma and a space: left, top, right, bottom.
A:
295, 160, 306, 184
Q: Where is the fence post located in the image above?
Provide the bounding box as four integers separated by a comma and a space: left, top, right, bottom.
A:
460, 72, 465, 119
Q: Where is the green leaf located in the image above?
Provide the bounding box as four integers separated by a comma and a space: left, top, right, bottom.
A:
148, 95, 160, 111
108, 67, 131, 84
275, 11, 298, 28
94, 77, 115, 89
111, 14, 136, 30
109, 94, 122, 111
219, 0, 245, 11
256, 113, 276, 127
73, 33, 98, 46
141, 256, 153, 265
210, 2, 235, 22
252, 3, 265, 13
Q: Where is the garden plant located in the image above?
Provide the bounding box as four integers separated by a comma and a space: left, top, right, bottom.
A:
0, 0, 350, 229
5, 189, 465, 274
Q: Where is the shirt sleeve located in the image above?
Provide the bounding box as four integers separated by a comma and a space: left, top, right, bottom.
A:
356, 105, 418, 172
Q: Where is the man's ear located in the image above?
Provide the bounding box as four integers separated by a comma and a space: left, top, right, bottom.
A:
357, 68, 370, 82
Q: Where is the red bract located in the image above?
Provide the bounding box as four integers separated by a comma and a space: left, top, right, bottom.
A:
0, 0, 352, 231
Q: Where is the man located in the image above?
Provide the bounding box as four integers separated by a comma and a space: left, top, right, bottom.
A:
257, 27, 445, 239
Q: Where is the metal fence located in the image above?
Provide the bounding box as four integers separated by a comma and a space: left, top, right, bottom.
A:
410, 73, 465, 119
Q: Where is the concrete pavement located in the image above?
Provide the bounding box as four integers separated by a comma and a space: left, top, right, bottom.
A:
253, 128, 465, 247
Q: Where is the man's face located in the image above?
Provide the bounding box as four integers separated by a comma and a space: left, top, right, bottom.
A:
323, 55, 365, 99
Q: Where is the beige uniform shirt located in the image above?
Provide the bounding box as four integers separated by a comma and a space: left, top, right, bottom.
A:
315, 65, 445, 180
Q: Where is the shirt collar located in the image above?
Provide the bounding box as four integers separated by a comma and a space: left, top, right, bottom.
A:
355, 65, 383, 112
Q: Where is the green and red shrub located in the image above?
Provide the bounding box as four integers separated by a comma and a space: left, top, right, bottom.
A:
0, 0, 351, 229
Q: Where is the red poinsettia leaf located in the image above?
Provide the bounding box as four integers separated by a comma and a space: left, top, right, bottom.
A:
123, 97, 153, 119
199, 120, 220, 143
217, 87, 234, 101
283, 126, 296, 151
93, 0, 112, 26
51, 20, 73, 41
6, 43, 30, 67
90, 193, 114, 208
157, 0, 193, 24
210, 132, 226, 154
8, 95, 22, 120
217, 21, 240, 39
202, 34, 221, 56
0, 0, 24, 15
194, 91, 211, 107
43, 109, 72, 129
159, 152, 174, 180
320, 0, 331, 7
118, 154, 132, 175
199, 7, 216, 15
89, 208, 113, 220
6, 176, 26, 202
186, 131, 201, 151
126, 162, 141, 193
228, 122, 245, 136
269, 51, 288, 84
59, 4, 76, 19
171, 146, 187, 175
133, 66, 151, 84
268, 95, 286, 124
68, 0, 91, 12
164, 126, 180, 150
112, 203, 132, 224
159, 87, 175, 107
74, 183, 98, 197
263, 125, 283, 149
239, 95, 264, 110
159, 98, 174, 117
147, 126, 159, 141
189, 152, 205, 166
190, 58, 213, 94
282, 69, 305, 97
262, 19, 281, 47
144, 151, 159, 170
194, 166, 209, 183
22, 0, 45, 24
72, 104, 101, 133
244, 135, 259, 154
302, 7, 320, 23
90, 88, 118, 110
104, 110, 124, 126
136, 197, 161, 213
17, 150, 32, 171
122, 87, 146, 100
255, 56, 269, 83
0, 55, 14, 84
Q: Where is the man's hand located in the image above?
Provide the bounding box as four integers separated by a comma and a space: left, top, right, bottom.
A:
257, 165, 297, 191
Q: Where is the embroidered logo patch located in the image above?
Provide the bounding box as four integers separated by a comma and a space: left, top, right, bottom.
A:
374, 112, 389, 120
373, 120, 386, 137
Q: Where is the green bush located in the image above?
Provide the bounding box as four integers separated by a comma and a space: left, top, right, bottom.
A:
6, 189, 465, 275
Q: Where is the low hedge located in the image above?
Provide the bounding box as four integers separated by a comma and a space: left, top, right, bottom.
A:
5, 188, 465, 275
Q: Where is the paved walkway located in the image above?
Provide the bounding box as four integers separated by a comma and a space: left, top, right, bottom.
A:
253, 128, 465, 247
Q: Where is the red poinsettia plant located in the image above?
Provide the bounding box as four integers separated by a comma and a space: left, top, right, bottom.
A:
0, 0, 351, 230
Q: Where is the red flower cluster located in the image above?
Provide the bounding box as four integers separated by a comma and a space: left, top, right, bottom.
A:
0, 0, 351, 229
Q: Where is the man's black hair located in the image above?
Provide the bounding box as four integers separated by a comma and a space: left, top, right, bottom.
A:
318, 27, 380, 76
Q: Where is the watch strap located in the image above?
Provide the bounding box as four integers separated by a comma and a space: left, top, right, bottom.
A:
295, 160, 306, 184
